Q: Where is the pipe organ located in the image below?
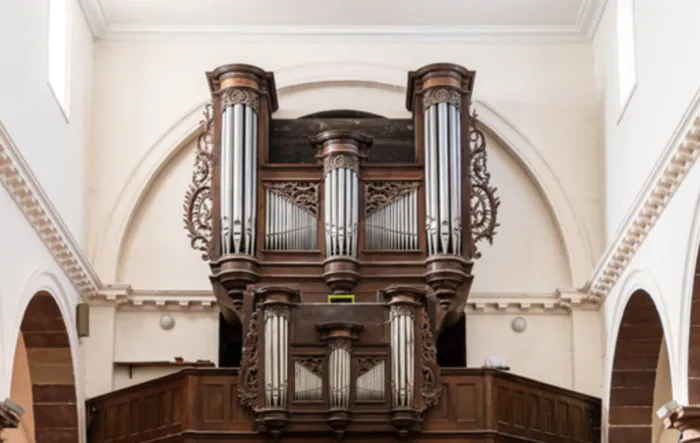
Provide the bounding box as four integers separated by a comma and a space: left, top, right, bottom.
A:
184, 62, 502, 440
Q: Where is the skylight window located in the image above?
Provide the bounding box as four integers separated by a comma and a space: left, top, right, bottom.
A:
616, 0, 637, 114
48, 0, 71, 120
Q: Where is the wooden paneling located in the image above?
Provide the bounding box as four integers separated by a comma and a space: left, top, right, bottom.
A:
87, 368, 600, 443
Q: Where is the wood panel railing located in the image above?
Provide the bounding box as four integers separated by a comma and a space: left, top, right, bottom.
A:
87, 368, 600, 443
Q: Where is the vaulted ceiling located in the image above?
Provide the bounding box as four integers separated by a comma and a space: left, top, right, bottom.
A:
79, 0, 607, 41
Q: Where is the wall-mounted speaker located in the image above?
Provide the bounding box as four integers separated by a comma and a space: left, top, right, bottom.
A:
76, 303, 89, 338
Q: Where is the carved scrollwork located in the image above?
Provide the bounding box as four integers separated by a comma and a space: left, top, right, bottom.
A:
183, 104, 214, 260
469, 112, 500, 258
238, 305, 262, 409
264, 181, 319, 216
324, 154, 359, 175
423, 87, 462, 109
365, 181, 421, 216
356, 356, 383, 377
419, 306, 441, 412
296, 356, 324, 377
220, 87, 260, 112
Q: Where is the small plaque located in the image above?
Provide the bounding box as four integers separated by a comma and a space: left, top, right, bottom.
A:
328, 294, 355, 304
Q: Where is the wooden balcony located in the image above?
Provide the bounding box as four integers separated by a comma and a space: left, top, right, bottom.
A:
86, 368, 601, 443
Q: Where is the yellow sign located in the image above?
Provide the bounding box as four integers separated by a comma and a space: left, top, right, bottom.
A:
327, 294, 355, 304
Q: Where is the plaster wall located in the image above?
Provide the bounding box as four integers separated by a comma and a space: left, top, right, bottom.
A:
593, 0, 700, 243
0, 0, 94, 246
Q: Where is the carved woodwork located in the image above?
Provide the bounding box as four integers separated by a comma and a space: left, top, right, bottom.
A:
664, 404, 698, 442
180, 62, 507, 441
86, 368, 602, 443
0, 402, 19, 431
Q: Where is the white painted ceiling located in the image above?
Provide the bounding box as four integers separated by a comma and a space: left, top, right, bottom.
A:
80, 0, 606, 41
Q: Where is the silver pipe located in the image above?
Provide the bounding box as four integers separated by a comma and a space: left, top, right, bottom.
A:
456, 108, 462, 255
428, 106, 439, 255
408, 313, 414, 404
250, 116, 258, 255
244, 106, 254, 255
449, 105, 460, 255
283, 315, 288, 405
324, 173, 331, 256
265, 314, 272, 405
338, 169, 346, 255
437, 102, 450, 254
231, 104, 244, 254
346, 169, 353, 256
330, 169, 337, 256
220, 107, 233, 255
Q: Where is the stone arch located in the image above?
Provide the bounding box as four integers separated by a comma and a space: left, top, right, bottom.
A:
11, 291, 79, 443
91, 64, 593, 287
686, 245, 700, 404
608, 290, 674, 442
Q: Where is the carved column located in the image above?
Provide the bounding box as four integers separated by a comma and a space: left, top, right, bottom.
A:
407, 64, 476, 313
310, 130, 373, 295
252, 285, 299, 440
205, 64, 278, 324
664, 404, 700, 442
317, 323, 363, 439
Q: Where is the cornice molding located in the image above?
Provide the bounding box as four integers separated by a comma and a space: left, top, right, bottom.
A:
584, 90, 700, 302
79, 0, 605, 43
0, 123, 102, 300
95, 285, 589, 314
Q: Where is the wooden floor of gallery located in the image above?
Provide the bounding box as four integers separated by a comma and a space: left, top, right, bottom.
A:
87, 368, 601, 443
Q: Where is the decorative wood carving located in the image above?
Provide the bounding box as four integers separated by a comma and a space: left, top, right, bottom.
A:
264, 181, 319, 216
183, 104, 214, 260
419, 306, 441, 412
422, 87, 462, 109
468, 112, 500, 258
220, 88, 260, 112
296, 356, 324, 377
364, 181, 420, 216
356, 356, 383, 377
238, 304, 261, 409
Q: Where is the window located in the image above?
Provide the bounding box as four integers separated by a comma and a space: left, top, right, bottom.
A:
48, 0, 71, 119
616, 0, 637, 115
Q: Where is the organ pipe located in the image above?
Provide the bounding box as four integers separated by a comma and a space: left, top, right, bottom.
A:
220, 93, 258, 257
365, 183, 419, 251
264, 306, 289, 408
329, 341, 351, 409
390, 305, 415, 408
423, 92, 462, 257
264, 183, 319, 251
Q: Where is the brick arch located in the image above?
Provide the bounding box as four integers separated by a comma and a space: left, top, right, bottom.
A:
18, 292, 79, 443
609, 290, 665, 443
688, 252, 700, 403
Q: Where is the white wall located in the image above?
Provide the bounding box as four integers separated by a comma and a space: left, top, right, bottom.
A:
0, 0, 94, 246
594, 0, 700, 242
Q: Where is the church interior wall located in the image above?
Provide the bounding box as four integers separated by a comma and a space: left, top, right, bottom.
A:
593, 0, 700, 244
0, 185, 85, 442
0, 0, 94, 247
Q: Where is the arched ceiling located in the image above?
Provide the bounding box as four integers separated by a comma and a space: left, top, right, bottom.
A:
79, 0, 605, 41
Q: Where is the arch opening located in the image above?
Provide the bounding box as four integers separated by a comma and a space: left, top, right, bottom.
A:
608, 290, 680, 442
687, 251, 700, 404
6, 292, 79, 443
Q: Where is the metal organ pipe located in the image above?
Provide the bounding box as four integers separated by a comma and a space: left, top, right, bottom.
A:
423, 90, 462, 256
219, 90, 259, 257
365, 183, 419, 251
390, 305, 415, 408
264, 307, 289, 408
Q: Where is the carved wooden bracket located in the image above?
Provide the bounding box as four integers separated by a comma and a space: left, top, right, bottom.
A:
664, 404, 700, 442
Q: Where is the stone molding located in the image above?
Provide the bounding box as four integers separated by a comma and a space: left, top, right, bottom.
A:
0, 123, 102, 301
663, 404, 700, 442
584, 95, 700, 303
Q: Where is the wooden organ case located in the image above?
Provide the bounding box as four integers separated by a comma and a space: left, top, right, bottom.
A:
86, 63, 601, 443
194, 63, 495, 438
